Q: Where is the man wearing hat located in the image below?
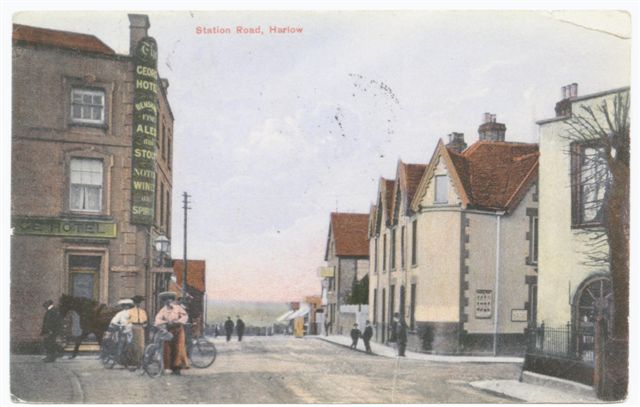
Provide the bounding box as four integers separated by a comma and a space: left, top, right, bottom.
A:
154, 291, 189, 375
128, 295, 148, 365
41, 299, 63, 362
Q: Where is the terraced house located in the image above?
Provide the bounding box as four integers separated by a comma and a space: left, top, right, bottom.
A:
370, 116, 540, 355
369, 162, 426, 343
322, 212, 370, 335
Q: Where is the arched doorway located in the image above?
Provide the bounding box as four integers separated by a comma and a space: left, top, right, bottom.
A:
574, 275, 612, 362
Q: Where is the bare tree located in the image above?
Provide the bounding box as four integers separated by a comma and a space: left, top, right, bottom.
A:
565, 90, 629, 399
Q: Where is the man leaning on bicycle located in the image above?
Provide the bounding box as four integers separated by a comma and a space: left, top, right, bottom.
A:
154, 291, 189, 375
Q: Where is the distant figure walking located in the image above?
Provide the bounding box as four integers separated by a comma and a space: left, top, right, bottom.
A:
362, 320, 373, 354
350, 323, 361, 350
236, 316, 245, 342
224, 317, 234, 342
41, 299, 63, 363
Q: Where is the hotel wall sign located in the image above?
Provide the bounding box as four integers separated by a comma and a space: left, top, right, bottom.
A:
12, 216, 117, 238
131, 36, 159, 225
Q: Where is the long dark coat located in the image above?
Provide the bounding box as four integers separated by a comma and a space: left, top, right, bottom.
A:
236, 319, 245, 335
224, 319, 234, 334
362, 325, 373, 341
41, 307, 63, 336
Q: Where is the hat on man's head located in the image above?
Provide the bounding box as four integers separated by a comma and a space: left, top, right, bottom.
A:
131, 295, 145, 304
117, 299, 134, 307
158, 291, 177, 301
42, 300, 54, 308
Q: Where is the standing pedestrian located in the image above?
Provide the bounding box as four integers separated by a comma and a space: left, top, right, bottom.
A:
350, 323, 361, 350
362, 320, 373, 354
154, 291, 189, 375
397, 316, 408, 357
389, 313, 399, 346
41, 299, 63, 362
129, 295, 148, 365
224, 316, 234, 342
236, 316, 245, 342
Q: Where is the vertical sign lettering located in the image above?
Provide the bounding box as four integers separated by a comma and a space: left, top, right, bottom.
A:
131, 37, 158, 225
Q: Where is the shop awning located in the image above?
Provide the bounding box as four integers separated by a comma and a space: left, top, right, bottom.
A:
287, 305, 310, 320
276, 310, 295, 322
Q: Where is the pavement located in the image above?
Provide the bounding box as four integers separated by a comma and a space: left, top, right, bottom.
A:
315, 334, 601, 403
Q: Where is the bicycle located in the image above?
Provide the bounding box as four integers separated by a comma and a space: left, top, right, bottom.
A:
185, 323, 217, 368
100, 325, 137, 372
141, 325, 173, 377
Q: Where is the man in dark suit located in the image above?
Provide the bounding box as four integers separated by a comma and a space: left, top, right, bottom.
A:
362, 320, 374, 354
350, 323, 361, 349
236, 316, 245, 342
41, 300, 63, 362
224, 316, 234, 342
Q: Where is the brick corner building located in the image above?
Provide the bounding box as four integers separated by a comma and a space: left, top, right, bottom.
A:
11, 15, 174, 352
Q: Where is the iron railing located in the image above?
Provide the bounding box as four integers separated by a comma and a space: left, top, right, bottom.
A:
526, 323, 595, 363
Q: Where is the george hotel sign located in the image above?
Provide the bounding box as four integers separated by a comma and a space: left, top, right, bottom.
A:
130, 36, 159, 225
12, 216, 117, 238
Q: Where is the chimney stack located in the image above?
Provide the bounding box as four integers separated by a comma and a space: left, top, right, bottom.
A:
128, 14, 150, 56
446, 132, 467, 153
555, 83, 578, 117
477, 113, 506, 142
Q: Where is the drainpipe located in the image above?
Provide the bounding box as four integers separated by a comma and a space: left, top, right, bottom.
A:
492, 212, 504, 356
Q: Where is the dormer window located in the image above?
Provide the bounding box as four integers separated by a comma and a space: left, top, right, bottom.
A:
434, 175, 449, 204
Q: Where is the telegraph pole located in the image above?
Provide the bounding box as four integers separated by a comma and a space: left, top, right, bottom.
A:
182, 192, 191, 298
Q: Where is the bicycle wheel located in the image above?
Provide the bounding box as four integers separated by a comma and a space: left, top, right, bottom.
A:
123, 343, 138, 372
190, 338, 216, 368
143, 344, 163, 377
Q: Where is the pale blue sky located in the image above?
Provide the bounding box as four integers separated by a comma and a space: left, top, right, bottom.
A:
7, 9, 632, 302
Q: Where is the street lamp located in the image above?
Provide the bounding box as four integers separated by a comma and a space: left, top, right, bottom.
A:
154, 235, 171, 296
154, 235, 170, 266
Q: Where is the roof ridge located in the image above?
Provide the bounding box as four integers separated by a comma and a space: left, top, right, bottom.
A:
13, 23, 116, 55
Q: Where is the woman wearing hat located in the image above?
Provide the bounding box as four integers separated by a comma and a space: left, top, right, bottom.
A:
154, 291, 189, 375
109, 299, 135, 344
128, 295, 148, 365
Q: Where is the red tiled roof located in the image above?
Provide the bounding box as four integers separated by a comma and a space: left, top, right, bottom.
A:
447, 141, 539, 211
368, 204, 377, 237
404, 163, 427, 205
384, 179, 395, 223
13, 24, 115, 55
330, 212, 370, 257
172, 260, 206, 293
391, 162, 427, 223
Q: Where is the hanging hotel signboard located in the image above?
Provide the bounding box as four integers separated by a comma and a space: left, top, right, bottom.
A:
131, 36, 158, 225
12, 216, 117, 239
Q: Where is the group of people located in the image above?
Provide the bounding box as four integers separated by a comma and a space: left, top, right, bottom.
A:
349, 313, 408, 357
40, 291, 193, 376
221, 316, 245, 342
349, 320, 374, 353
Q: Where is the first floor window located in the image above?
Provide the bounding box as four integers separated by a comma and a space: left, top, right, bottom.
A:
571, 142, 611, 226
71, 88, 105, 125
411, 219, 417, 265
475, 290, 493, 319
410, 284, 417, 330
70, 158, 103, 212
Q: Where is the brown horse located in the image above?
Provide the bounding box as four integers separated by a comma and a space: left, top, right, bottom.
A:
58, 294, 119, 359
